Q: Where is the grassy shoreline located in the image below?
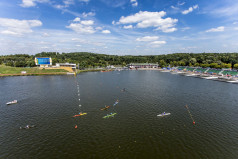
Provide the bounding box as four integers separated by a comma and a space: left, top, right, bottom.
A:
0, 65, 114, 77
0, 65, 68, 77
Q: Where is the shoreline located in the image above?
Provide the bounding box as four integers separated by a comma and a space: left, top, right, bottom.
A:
0, 72, 68, 77
0, 69, 113, 77
1, 67, 238, 85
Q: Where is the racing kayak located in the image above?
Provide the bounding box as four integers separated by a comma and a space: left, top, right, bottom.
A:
103, 113, 117, 118
73, 113, 87, 117
157, 112, 171, 117
101, 106, 110, 110
113, 100, 119, 106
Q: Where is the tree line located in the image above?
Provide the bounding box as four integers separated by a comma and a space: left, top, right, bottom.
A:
1, 52, 238, 69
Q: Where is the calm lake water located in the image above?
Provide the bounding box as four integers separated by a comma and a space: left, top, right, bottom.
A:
1, 70, 238, 159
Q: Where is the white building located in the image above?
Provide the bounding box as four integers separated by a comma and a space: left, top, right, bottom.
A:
56, 63, 76, 69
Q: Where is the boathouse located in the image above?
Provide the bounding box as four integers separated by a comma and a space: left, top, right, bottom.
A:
55, 63, 76, 72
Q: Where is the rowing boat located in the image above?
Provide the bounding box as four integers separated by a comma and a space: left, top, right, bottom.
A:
157, 112, 171, 117
73, 113, 87, 117
101, 106, 110, 110
103, 113, 117, 118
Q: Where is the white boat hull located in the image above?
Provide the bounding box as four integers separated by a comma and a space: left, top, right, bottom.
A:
157, 113, 171, 116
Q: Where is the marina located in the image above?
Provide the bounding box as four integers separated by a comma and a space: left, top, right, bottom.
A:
158, 66, 238, 84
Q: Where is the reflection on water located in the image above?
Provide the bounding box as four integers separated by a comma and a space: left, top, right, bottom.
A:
0, 71, 238, 158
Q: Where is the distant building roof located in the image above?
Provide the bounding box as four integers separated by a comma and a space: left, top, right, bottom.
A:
56, 63, 76, 66
128, 63, 158, 65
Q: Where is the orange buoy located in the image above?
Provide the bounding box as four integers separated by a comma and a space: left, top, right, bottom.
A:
75, 125, 78, 128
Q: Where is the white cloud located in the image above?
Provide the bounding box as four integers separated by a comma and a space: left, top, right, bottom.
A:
150, 41, 166, 45
233, 22, 238, 24
234, 27, 238, 30
41, 46, 49, 49
20, 0, 49, 8
67, 18, 95, 34
78, 0, 90, 2
209, 2, 238, 20
136, 36, 159, 42
52, 0, 74, 9
206, 26, 225, 32
181, 27, 190, 31
96, 27, 103, 30
0, 18, 42, 36
82, 12, 95, 17
102, 30, 111, 34
53, 4, 65, 9
178, 2, 185, 6
117, 11, 178, 33
149, 41, 166, 47
182, 5, 198, 15
123, 25, 133, 29
63, 0, 74, 5
171, 6, 179, 10
63, 0, 74, 7
80, 20, 94, 25
20, 0, 36, 7
42, 32, 50, 37
73, 17, 81, 22
157, 27, 177, 33
67, 23, 95, 34
130, 0, 138, 7
112, 20, 115, 25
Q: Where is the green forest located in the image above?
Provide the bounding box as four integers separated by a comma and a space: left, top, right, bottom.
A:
1, 52, 238, 69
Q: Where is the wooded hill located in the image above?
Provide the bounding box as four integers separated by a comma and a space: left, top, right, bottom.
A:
1, 52, 238, 69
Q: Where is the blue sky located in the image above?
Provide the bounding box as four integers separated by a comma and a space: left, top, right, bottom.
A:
0, 0, 238, 55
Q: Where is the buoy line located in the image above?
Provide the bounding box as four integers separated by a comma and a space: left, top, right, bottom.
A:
185, 105, 195, 125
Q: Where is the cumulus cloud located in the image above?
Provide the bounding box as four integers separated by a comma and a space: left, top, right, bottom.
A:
81, 20, 94, 25
123, 25, 133, 29
67, 18, 95, 34
206, 26, 225, 32
20, 0, 49, 8
136, 36, 159, 41
149, 41, 166, 47
67, 23, 95, 34
117, 11, 178, 33
182, 5, 198, 15
0, 18, 42, 36
130, 0, 138, 7
73, 17, 81, 22
102, 30, 111, 34
150, 41, 166, 45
